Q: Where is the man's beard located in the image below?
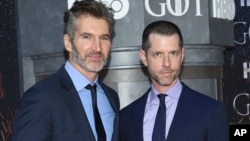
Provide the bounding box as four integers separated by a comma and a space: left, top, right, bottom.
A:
71, 44, 107, 73
150, 69, 179, 87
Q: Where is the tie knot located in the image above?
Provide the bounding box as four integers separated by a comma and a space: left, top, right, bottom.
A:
157, 94, 166, 104
85, 84, 96, 90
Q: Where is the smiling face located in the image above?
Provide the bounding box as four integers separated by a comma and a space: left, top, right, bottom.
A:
140, 33, 184, 92
64, 15, 111, 81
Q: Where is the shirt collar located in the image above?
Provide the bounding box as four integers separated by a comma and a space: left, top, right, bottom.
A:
149, 79, 182, 103
64, 61, 98, 91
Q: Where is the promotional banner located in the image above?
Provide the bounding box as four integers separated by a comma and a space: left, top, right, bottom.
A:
224, 0, 250, 124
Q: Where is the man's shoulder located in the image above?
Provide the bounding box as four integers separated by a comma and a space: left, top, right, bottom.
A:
181, 83, 224, 108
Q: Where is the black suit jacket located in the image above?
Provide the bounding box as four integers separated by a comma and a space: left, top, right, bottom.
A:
11, 66, 120, 141
119, 83, 229, 141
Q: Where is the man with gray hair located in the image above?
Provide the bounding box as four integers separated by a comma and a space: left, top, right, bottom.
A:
12, 1, 119, 141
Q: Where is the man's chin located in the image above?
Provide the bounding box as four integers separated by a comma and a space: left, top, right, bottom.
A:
158, 79, 176, 86
86, 65, 104, 72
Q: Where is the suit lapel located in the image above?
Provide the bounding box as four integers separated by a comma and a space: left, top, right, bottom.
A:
167, 84, 193, 140
58, 67, 96, 140
135, 89, 150, 141
99, 81, 119, 113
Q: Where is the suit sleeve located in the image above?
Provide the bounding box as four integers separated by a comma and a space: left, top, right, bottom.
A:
208, 103, 229, 141
11, 88, 52, 141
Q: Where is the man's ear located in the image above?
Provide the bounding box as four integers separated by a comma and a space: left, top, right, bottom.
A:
140, 49, 148, 67
181, 47, 185, 63
64, 34, 72, 52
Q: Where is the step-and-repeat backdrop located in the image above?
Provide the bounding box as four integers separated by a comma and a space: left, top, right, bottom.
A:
224, 0, 250, 124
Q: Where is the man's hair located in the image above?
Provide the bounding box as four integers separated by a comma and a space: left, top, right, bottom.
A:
142, 20, 183, 53
63, 0, 115, 39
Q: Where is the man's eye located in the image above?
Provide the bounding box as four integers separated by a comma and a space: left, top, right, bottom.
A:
171, 52, 176, 55
82, 35, 90, 39
101, 36, 110, 40
170, 51, 179, 56
154, 52, 162, 57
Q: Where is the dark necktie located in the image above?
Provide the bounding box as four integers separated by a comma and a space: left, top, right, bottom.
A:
85, 84, 106, 141
152, 94, 166, 141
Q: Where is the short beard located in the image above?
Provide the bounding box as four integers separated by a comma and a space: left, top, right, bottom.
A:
71, 44, 106, 73
150, 69, 179, 87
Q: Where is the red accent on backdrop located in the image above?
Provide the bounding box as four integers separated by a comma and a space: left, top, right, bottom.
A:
0, 0, 20, 141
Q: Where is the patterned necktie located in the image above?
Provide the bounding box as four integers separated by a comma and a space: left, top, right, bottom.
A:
85, 84, 106, 141
152, 94, 166, 141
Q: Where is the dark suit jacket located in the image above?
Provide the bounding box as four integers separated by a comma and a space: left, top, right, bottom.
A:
11, 66, 120, 141
119, 83, 229, 141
